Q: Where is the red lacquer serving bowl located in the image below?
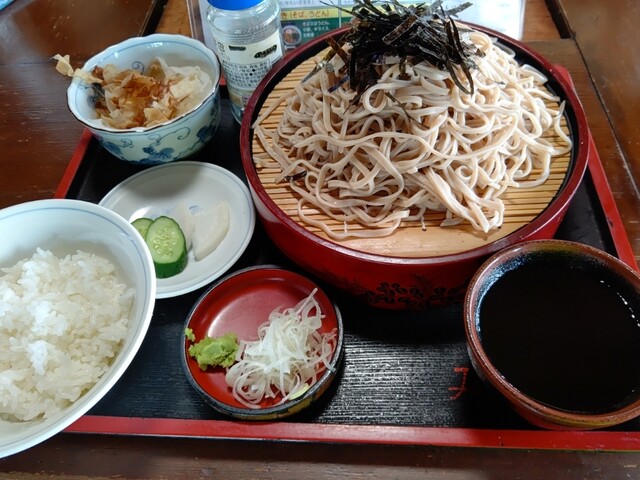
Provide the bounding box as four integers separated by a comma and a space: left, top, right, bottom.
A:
240, 24, 590, 310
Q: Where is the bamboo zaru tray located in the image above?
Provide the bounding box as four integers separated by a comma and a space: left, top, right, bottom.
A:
250, 41, 573, 258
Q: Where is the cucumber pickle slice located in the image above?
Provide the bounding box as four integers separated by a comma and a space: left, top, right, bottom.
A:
144, 216, 187, 278
131, 217, 153, 239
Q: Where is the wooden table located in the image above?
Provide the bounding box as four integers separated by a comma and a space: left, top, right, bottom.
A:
1, 0, 640, 477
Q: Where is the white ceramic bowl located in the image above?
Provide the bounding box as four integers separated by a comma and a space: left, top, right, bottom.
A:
67, 34, 221, 165
0, 199, 156, 458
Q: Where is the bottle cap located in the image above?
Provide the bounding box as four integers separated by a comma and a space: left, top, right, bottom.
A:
208, 0, 262, 9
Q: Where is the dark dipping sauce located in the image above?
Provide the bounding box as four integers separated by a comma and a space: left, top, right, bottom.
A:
478, 252, 640, 414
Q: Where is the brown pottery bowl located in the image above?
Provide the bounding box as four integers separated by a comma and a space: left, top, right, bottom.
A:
464, 239, 640, 430
240, 25, 590, 310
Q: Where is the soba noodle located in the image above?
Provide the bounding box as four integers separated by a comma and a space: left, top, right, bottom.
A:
252, 29, 573, 240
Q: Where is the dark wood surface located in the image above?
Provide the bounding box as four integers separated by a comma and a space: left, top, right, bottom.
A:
3, 434, 640, 479
0, 0, 163, 208
1, 0, 640, 478
554, 0, 640, 265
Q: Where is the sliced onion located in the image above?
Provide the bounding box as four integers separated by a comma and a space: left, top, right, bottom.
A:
225, 289, 337, 409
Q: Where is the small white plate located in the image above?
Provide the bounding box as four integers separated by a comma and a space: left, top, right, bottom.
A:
100, 161, 255, 298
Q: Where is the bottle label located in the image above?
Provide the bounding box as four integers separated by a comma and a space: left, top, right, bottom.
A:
215, 30, 283, 110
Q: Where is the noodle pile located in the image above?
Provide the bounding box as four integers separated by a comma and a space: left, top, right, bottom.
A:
253, 29, 572, 240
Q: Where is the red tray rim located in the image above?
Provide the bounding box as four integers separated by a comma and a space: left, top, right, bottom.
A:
54, 71, 640, 452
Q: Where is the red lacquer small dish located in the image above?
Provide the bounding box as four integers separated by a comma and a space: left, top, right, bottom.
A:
464, 239, 640, 430
181, 265, 344, 421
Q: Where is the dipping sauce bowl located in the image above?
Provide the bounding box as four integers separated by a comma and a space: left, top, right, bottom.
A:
464, 239, 640, 430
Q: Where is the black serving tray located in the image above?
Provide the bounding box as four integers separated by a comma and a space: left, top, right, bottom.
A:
60, 97, 640, 449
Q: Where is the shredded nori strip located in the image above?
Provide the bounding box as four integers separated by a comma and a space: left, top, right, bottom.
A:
309, 0, 483, 101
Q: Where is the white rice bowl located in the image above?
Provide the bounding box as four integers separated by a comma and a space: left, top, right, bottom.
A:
0, 199, 156, 458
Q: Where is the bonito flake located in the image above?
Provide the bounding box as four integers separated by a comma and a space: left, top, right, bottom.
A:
54, 54, 212, 129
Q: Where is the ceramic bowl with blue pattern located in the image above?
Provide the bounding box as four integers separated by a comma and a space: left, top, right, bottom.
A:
67, 34, 221, 165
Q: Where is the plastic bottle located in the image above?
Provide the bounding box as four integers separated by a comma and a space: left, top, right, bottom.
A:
206, 0, 284, 124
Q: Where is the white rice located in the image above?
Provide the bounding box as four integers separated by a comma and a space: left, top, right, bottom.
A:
0, 248, 134, 422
